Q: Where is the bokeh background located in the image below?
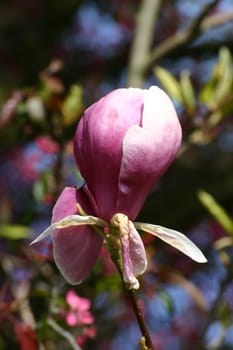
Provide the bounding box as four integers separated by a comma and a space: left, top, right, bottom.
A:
0, 0, 233, 349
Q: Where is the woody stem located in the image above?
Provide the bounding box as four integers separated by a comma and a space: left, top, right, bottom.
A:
126, 288, 154, 350
106, 234, 154, 350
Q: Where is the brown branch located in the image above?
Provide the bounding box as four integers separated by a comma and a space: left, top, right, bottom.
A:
127, 288, 155, 350
147, 0, 219, 67
126, 0, 233, 87
201, 8, 233, 30
127, 0, 162, 87
106, 233, 155, 349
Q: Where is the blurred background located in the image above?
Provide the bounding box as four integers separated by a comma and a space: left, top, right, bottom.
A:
0, 0, 233, 349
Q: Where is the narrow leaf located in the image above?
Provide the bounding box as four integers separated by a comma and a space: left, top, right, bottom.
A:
180, 70, 196, 114
0, 225, 30, 240
62, 85, 83, 126
214, 47, 233, 104
198, 189, 233, 234
154, 66, 182, 103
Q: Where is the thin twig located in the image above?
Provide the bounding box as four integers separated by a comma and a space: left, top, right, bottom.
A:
127, 0, 162, 87
147, 0, 219, 66
107, 237, 155, 350
127, 288, 154, 350
201, 8, 233, 30
127, 0, 233, 87
47, 318, 82, 350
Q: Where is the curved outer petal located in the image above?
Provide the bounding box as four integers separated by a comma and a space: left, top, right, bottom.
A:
51, 186, 104, 284
73, 88, 144, 220
112, 214, 147, 289
128, 221, 147, 277
120, 221, 147, 289
117, 87, 182, 219
120, 235, 140, 290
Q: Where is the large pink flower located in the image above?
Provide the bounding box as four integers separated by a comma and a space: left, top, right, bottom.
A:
74, 86, 181, 220
32, 86, 206, 289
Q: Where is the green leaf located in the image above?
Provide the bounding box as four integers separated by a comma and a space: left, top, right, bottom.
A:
159, 291, 174, 314
0, 224, 31, 239
62, 85, 83, 126
154, 66, 182, 103
199, 47, 233, 106
180, 70, 196, 114
214, 47, 233, 105
197, 190, 233, 234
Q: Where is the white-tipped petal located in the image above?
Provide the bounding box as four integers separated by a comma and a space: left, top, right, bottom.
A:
134, 222, 207, 263
30, 225, 54, 245
53, 214, 108, 228
30, 214, 108, 245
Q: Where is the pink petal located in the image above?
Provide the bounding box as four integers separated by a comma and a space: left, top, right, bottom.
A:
76, 311, 94, 325
111, 214, 147, 289
66, 312, 78, 327
142, 86, 181, 130
83, 326, 96, 338
77, 326, 97, 345
120, 221, 147, 289
128, 221, 147, 276
66, 290, 80, 308
66, 290, 91, 311
51, 187, 103, 284
77, 298, 92, 312
117, 88, 181, 219
76, 298, 91, 312
73, 88, 144, 220
121, 231, 140, 290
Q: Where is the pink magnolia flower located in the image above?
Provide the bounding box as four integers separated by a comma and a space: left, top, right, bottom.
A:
65, 290, 94, 327
32, 86, 207, 289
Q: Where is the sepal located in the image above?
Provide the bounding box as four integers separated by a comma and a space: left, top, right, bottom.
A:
134, 222, 207, 263
31, 214, 108, 245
